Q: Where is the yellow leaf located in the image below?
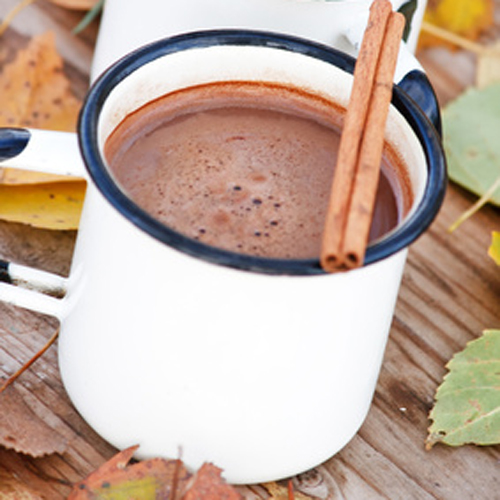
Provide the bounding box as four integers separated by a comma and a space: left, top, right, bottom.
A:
488, 231, 500, 266
48, 0, 99, 10
0, 168, 79, 185
0, 31, 82, 131
419, 0, 494, 49
0, 32, 85, 228
0, 181, 86, 230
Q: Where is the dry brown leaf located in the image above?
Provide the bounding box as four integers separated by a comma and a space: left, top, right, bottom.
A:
0, 382, 69, 457
182, 463, 243, 500
262, 481, 313, 500
0, 31, 82, 131
68, 447, 244, 500
0, 471, 45, 500
68, 446, 192, 499
48, 0, 99, 11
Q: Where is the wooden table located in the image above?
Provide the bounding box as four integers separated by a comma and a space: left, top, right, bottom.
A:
1, 1, 499, 498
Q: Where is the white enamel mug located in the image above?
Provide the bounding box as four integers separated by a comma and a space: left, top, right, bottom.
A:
0, 30, 445, 484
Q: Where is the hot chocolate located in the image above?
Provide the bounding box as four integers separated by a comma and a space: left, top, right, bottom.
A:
105, 81, 412, 259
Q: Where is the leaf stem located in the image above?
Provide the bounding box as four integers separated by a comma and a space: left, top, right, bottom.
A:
0, 328, 59, 394
0, 0, 36, 37
421, 21, 487, 55
72, 0, 104, 34
448, 173, 500, 232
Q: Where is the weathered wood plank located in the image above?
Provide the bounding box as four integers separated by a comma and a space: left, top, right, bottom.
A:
1, 2, 500, 498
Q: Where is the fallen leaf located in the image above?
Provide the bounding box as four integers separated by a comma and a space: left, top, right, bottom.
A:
0, 471, 44, 500
182, 463, 242, 500
0, 382, 69, 457
444, 82, 500, 206
419, 0, 494, 48
262, 481, 313, 500
0, 168, 79, 185
447, 173, 500, 232
68, 447, 245, 500
0, 31, 81, 131
488, 231, 500, 265
48, 0, 99, 10
68, 446, 192, 499
0, 181, 85, 230
477, 40, 500, 89
0, 32, 86, 228
426, 329, 500, 449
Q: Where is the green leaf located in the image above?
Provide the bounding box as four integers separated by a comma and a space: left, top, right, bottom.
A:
444, 82, 500, 206
426, 329, 500, 449
488, 231, 500, 265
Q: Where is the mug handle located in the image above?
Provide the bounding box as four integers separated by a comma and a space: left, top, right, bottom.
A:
397, 69, 442, 136
0, 128, 85, 318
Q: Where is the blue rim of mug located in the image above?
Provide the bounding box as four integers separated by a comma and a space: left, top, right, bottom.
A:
78, 29, 447, 276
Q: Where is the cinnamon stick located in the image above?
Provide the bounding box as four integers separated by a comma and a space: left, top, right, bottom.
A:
320, 0, 405, 272
320, 0, 392, 272
341, 12, 406, 268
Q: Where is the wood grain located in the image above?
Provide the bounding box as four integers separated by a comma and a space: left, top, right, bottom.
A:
1, 2, 500, 499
